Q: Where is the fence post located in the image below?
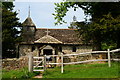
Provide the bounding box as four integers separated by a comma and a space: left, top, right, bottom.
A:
28, 53, 33, 72
107, 49, 111, 67
44, 55, 46, 71
61, 53, 64, 73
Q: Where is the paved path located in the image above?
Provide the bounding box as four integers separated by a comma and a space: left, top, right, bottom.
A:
33, 74, 42, 78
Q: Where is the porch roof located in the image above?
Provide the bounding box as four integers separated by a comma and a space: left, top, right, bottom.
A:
34, 35, 62, 44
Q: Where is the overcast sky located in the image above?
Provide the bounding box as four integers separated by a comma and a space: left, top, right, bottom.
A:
14, 1, 85, 29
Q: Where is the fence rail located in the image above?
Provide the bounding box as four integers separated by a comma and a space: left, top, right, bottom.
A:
28, 48, 120, 73
47, 59, 108, 65
44, 51, 108, 57
110, 48, 120, 52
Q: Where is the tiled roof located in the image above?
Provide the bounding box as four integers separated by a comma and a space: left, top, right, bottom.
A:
22, 17, 35, 27
34, 35, 62, 44
35, 28, 83, 44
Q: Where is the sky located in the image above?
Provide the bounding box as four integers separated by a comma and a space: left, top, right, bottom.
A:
14, 1, 85, 29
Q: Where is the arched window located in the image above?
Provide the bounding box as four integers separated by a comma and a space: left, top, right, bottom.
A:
72, 46, 76, 52
32, 46, 35, 52
59, 46, 62, 52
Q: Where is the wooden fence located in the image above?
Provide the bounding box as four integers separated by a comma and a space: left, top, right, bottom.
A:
28, 48, 120, 73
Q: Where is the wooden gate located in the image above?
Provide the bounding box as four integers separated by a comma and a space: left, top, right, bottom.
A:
33, 56, 45, 72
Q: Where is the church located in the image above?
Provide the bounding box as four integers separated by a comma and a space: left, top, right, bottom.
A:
18, 11, 93, 58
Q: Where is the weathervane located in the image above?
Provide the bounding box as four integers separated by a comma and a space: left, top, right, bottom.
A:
73, 15, 77, 22
28, 6, 30, 17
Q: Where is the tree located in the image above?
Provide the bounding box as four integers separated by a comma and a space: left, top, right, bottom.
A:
53, 2, 120, 24
53, 2, 120, 50
2, 2, 22, 58
77, 13, 120, 50
99, 14, 120, 49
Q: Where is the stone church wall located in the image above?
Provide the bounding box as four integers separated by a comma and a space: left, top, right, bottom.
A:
19, 45, 32, 57
62, 46, 72, 54
62, 45, 92, 62
62, 45, 92, 54
19, 45, 92, 57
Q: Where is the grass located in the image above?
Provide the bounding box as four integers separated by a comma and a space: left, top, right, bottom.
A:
2, 67, 40, 79
43, 62, 120, 78
2, 62, 120, 78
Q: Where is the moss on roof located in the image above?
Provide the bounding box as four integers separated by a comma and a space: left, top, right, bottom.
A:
34, 35, 62, 44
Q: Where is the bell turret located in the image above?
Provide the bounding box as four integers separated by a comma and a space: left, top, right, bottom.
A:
69, 16, 78, 29
22, 6, 36, 42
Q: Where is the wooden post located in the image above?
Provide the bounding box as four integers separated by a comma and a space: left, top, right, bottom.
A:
44, 55, 46, 71
28, 53, 33, 72
107, 49, 111, 67
61, 53, 64, 73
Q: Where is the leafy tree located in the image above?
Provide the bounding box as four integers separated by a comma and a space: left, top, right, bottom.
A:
53, 2, 120, 24
77, 13, 120, 50
100, 14, 120, 49
53, 2, 120, 50
2, 2, 22, 58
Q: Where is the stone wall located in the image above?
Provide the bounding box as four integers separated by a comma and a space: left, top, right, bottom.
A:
77, 46, 92, 53
2, 56, 28, 70
19, 45, 32, 57
19, 44, 93, 57
62, 45, 92, 54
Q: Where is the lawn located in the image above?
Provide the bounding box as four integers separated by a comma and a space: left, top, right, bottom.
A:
2, 62, 120, 79
2, 67, 40, 79
43, 62, 120, 78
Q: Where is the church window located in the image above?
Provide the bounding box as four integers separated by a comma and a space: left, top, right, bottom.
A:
72, 46, 76, 52
32, 46, 35, 52
59, 46, 62, 52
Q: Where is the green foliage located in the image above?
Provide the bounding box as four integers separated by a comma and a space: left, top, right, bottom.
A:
2, 2, 14, 10
99, 14, 120, 49
53, 2, 87, 25
43, 62, 120, 78
53, 2, 120, 50
2, 67, 39, 79
77, 13, 120, 50
2, 2, 22, 58
102, 43, 117, 50
53, 2, 120, 25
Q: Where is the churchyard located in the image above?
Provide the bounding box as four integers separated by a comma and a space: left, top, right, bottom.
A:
2, 62, 120, 78
2, 48, 120, 79
43, 62, 120, 78
2, 1, 120, 79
